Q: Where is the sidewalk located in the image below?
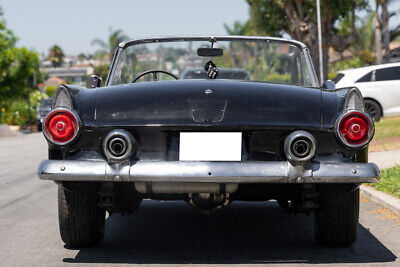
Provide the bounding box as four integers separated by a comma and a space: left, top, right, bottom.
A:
369, 149, 400, 169
0, 124, 21, 138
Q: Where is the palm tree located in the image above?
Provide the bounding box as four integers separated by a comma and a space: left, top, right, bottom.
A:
224, 21, 250, 68
48, 45, 65, 67
375, 0, 397, 63
357, 13, 375, 52
380, 0, 391, 62
91, 28, 128, 61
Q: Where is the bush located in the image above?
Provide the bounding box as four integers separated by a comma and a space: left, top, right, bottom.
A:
8, 101, 30, 128
93, 64, 110, 82
329, 56, 365, 73
328, 50, 375, 74
327, 72, 337, 80
0, 90, 48, 128
30, 90, 48, 107
1, 110, 13, 125
264, 72, 291, 84
45, 86, 57, 97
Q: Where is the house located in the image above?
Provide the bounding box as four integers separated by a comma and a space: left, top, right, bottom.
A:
42, 76, 66, 89
42, 66, 93, 86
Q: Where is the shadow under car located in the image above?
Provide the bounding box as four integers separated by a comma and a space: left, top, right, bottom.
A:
63, 200, 396, 265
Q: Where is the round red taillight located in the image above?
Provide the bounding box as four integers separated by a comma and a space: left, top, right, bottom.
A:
43, 109, 80, 145
337, 111, 373, 147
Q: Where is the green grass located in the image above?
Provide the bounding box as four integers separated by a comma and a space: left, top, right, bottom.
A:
369, 116, 400, 152
373, 116, 400, 140
372, 165, 400, 198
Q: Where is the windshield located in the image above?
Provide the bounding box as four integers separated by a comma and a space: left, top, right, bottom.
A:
109, 37, 318, 87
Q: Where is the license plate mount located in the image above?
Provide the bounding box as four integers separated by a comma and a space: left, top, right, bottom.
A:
179, 132, 242, 161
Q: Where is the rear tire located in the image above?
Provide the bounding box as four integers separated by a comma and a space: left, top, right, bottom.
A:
364, 99, 382, 121
36, 122, 42, 132
314, 184, 359, 247
58, 182, 105, 247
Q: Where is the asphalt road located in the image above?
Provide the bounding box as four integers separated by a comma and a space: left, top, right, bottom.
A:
1, 133, 400, 266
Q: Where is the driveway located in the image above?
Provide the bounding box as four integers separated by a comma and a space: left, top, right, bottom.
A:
0, 133, 399, 266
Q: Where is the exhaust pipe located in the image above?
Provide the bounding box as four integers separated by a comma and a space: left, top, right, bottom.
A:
103, 129, 136, 162
108, 137, 127, 157
284, 131, 316, 163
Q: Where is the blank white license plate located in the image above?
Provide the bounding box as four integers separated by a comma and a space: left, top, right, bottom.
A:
179, 132, 242, 161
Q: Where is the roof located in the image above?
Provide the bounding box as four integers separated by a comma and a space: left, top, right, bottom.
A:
46, 76, 66, 83
336, 62, 400, 86
44, 67, 91, 77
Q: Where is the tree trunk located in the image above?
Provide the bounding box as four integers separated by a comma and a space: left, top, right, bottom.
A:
381, 0, 391, 63
375, 13, 383, 64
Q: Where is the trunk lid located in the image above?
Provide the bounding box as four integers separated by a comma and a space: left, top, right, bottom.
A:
95, 80, 321, 128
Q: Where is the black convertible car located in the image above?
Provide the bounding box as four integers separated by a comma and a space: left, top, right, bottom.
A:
38, 36, 379, 248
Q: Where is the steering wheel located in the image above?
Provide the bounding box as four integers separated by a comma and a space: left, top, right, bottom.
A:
132, 69, 178, 83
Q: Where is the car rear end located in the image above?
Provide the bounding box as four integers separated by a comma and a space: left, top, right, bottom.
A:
37, 36, 380, 248
38, 82, 379, 247
39, 83, 378, 186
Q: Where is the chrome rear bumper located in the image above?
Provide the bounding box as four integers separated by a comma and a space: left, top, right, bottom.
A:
38, 160, 379, 183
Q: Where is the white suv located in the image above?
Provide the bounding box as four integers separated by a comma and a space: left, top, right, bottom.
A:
334, 62, 400, 121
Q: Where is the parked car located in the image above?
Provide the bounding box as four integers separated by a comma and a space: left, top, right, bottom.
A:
334, 62, 400, 121
390, 47, 400, 63
38, 36, 379, 248
35, 97, 52, 131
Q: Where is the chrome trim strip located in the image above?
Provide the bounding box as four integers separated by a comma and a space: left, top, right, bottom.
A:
119, 36, 308, 50
105, 47, 121, 86
38, 160, 379, 183
51, 85, 73, 110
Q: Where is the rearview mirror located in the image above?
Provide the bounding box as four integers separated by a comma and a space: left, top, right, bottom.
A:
86, 75, 103, 88
197, 47, 223, 57
322, 80, 335, 91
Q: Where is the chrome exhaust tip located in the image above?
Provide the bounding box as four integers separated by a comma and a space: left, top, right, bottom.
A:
103, 129, 136, 162
284, 131, 316, 163
108, 137, 127, 157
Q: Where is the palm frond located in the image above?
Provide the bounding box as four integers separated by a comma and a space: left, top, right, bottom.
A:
91, 38, 107, 49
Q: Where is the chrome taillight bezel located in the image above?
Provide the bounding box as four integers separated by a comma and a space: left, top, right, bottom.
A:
335, 110, 374, 148
43, 108, 81, 145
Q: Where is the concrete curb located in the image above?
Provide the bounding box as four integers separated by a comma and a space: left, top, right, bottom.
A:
360, 185, 400, 215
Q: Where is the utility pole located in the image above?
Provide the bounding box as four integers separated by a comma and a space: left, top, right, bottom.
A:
316, 0, 324, 83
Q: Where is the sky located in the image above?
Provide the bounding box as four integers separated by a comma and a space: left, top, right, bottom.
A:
1, 0, 400, 57
1, 0, 250, 56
